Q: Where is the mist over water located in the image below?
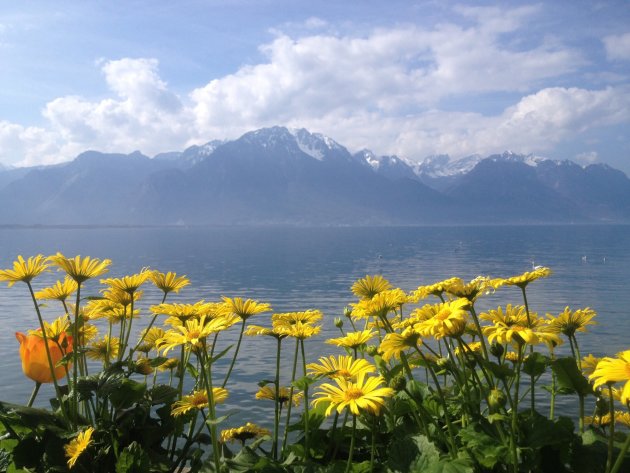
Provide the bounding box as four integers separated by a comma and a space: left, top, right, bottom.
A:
1, 224, 628, 423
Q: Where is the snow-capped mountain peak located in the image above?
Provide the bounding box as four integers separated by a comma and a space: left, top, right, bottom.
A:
288, 127, 344, 161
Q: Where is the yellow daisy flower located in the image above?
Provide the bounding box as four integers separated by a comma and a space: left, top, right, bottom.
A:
0, 255, 49, 286
306, 355, 376, 380
65, 427, 94, 469
255, 385, 303, 407
273, 321, 320, 339
498, 267, 552, 289
312, 372, 395, 416
101, 268, 151, 294
379, 327, 422, 362
415, 298, 470, 339
546, 307, 597, 337
326, 330, 376, 349
49, 253, 111, 284
150, 270, 190, 294
484, 323, 561, 348
479, 304, 530, 326
171, 388, 229, 416
351, 275, 392, 300
35, 276, 78, 302
411, 277, 460, 302
222, 296, 272, 320
220, 423, 270, 444
590, 350, 630, 405
445, 276, 495, 302
271, 310, 323, 325
244, 324, 286, 339
157, 315, 230, 354
581, 354, 601, 377
86, 336, 119, 362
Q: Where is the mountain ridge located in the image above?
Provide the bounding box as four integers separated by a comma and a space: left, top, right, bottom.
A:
0, 126, 628, 225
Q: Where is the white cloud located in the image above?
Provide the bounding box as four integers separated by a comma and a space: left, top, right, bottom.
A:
603, 32, 630, 61
0, 5, 627, 169
575, 151, 599, 165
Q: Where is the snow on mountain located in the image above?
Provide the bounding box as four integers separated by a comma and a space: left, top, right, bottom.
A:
288, 127, 346, 161
415, 154, 483, 178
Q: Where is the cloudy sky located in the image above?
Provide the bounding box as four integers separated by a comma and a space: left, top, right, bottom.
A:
1, 0, 629, 172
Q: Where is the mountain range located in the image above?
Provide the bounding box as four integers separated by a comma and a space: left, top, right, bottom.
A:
1, 126, 628, 225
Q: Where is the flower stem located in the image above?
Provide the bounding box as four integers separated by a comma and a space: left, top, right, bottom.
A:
27, 382, 41, 407
300, 339, 310, 460
610, 429, 630, 473
281, 339, 300, 457
272, 337, 282, 460
221, 318, 246, 388
345, 415, 357, 473
606, 385, 616, 473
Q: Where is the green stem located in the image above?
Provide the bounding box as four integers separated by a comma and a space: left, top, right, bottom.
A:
272, 337, 282, 460
345, 415, 357, 473
370, 416, 377, 473
510, 346, 524, 473
222, 318, 246, 388
606, 385, 615, 473
520, 287, 536, 414
610, 429, 630, 473
281, 339, 300, 457
200, 347, 221, 473
27, 382, 41, 407
300, 339, 310, 460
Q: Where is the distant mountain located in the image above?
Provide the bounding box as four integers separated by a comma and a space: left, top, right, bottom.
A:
0, 128, 628, 225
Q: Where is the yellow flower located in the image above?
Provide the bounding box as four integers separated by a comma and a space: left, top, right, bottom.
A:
271, 310, 323, 325
255, 385, 303, 407
411, 277, 460, 302
222, 296, 272, 320
102, 287, 143, 307
379, 328, 422, 362
101, 268, 151, 294
139, 327, 166, 350
15, 330, 72, 383
158, 357, 180, 371
49, 253, 111, 284
546, 307, 597, 337
479, 305, 530, 326
326, 330, 376, 349
157, 315, 230, 354
498, 267, 552, 289
581, 354, 601, 377
171, 388, 229, 416
150, 301, 216, 323
351, 275, 392, 300
312, 372, 394, 416
220, 423, 270, 444
351, 288, 407, 320
35, 277, 78, 302
133, 357, 154, 375
484, 323, 561, 348
306, 355, 376, 380
444, 276, 495, 302
273, 321, 320, 339
454, 341, 482, 357
244, 324, 286, 339
0, 255, 49, 286
29, 315, 71, 342
65, 427, 94, 469
86, 336, 119, 362
415, 298, 469, 339
150, 270, 190, 294
590, 350, 630, 405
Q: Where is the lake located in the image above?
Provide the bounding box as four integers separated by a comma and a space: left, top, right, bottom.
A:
1, 224, 629, 422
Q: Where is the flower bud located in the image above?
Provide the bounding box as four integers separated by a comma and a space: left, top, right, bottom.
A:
334, 317, 344, 328
488, 388, 507, 410
490, 342, 504, 358
343, 306, 352, 319
366, 345, 379, 357
389, 374, 407, 391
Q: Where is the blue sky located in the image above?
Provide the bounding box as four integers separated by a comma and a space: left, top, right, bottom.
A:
1, 0, 629, 172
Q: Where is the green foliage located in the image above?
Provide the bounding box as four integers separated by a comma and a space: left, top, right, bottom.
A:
552, 357, 593, 396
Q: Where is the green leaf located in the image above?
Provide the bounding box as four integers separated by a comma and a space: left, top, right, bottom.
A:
458, 424, 509, 469
551, 357, 592, 396
425, 457, 474, 473
387, 434, 440, 473
481, 360, 514, 379
292, 375, 317, 391
205, 409, 238, 426
106, 379, 147, 410
523, 352, 549, 377
148, 385, 178, 405
115, 442, 150, 473
208, 344, 234, 365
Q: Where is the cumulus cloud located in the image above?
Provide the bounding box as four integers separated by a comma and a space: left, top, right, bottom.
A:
0, 5, 627, 168
603, 32, 630, 61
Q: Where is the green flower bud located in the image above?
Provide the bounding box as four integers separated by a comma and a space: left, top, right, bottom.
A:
334, 317, 344, 328
490, 342, 505, 358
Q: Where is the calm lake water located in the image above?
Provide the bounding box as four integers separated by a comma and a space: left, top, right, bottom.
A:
1, 224, 629, 423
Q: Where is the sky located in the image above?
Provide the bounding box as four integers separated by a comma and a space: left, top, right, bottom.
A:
1, 0, 629, 173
